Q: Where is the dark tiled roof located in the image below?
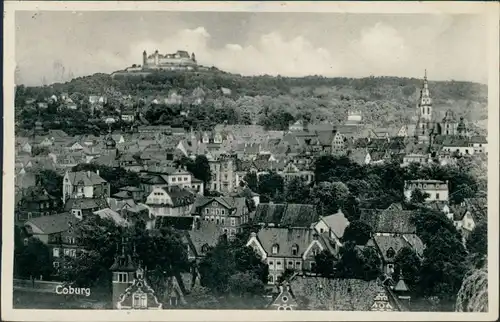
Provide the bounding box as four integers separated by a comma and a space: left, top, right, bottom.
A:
26, 212, 79, 235
185, 221, 222, 256
155, 216, 194, 230
289, 276, 394, 311
161, 186, 196, 207
360, 203, 416, 234
66, 171, 108, 186
320, 211, 350, 239
254, 203, 319, 228
255, 227, 327, 258
371, 235, 410, 263
64, 198, 107, 211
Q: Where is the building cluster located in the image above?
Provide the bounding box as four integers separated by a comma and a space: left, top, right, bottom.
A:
14, 71, 487, 311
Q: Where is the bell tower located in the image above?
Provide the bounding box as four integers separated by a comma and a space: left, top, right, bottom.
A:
109, 238, 138, 309
142, 50, 147, 66
418, 70, 432, 122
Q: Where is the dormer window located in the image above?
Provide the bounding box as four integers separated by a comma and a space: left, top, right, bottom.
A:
291, 244, 299, 256
201, 244, 209, 254
272, 244, 279, 255
386, 247, 396, 259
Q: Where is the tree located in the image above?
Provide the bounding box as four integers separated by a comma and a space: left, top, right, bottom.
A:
467, 222, 487, 268
284, 177, 311, 204
342, 220, 373, 245
59, 216, 189, 296
311, 181, 350, 216
184, 285, 220, 309
413, 209, 468, 306
242, 172, 258, 193
257, 172, 284, 203
410, 188, 430, 204
335, 241, 381, 281
394, 246, 422, 287
314, 250, 335, 277
186, 155, 212, 188
198, 236, 268, 304
14, 237, 53, 280
71, 164, 140, 195
35, 169, 63, 198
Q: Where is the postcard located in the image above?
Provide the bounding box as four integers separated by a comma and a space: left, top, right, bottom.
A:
2, 1, 499, 321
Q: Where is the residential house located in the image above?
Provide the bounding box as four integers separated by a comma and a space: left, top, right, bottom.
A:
289, 120, 305, 132
401, 153, 431, 167
24, 212, 81, 271
440, 137, 475, 156
246, 228, 335, 284
64, 197, 107, 220
184, 221, 222, 262
191, 196, 249, 237
446, 198, 486, 240
470, 135, 488, 154
404, 179, 449, 203
282, 275, 407, 311
312, 210, 350, 257
146, 186, 196, 219
253, 203, 319, 228
209, 154, 238, 193
15, 186, 61, 223
367, 235, 412, 276
62, 170, 111, 203
278, 161, 314, 185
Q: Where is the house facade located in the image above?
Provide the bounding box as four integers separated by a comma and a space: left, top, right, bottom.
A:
404, 179, 449, 203
246, 228, 333, 284
62, 170, 110, 203
145, 186, 195, 218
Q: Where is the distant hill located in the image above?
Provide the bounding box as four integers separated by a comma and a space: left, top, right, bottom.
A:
15, 70, 488, 133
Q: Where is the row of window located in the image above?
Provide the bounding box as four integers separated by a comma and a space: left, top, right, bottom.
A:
202, 215, 236, 226
268, 259, 302, 270
53, 247, 77, 258
271, 244, 299, 256
171, 176, 189, 183
204, 208, 227, 216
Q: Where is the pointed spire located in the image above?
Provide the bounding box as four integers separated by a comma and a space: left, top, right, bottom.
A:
424, 69, 427, 80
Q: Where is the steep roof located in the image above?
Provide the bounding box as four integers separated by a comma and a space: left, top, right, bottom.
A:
66, 171, 108, 186
289, 276, 395, 311
320, 211, 350, 239
191, 196, 247, 217
185, 221, 222, 257
254, 227, 328, 258
360, 203, 416, 234
93, 208, 128, 227
160, 186, 196, 207
371, 235, 410, 263
25, 212, 79, 235
254, 203, 319, 228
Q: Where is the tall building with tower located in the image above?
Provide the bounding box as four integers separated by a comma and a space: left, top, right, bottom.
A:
109, 239, 162, 310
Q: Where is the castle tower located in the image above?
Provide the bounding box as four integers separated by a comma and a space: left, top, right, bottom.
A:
110, 238, 138, 309
143, 50, 147, 66
154, 50, 159, 66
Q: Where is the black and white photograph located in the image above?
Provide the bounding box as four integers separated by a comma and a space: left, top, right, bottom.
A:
2, 1, 499, 321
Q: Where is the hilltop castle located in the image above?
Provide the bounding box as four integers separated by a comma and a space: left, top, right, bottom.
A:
141, 50, 197, 71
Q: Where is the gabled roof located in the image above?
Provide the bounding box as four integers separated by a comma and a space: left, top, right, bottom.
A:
25, 212, 79, 235
371, 235, 410, 262
254, 227, 328, 258
191, 196, 247, 217
64, 198, 107, 211
185, 221, 221, 257
288, 276, 398, 311
320, 211, 350, 239
65, 171, 108, 186
254, 203, 319, 228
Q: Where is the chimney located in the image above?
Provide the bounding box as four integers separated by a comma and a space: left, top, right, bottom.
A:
87, 171, 91, 178
96, 169, 100, 176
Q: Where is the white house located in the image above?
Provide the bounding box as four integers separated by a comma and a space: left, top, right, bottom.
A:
404, 179, 449, 203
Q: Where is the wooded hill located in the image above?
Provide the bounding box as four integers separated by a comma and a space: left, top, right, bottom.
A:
15, 70, 488, 134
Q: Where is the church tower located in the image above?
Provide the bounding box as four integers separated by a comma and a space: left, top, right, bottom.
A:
110, 239, 138, 309
142, 50, 147, 67
416, 70, 433, 135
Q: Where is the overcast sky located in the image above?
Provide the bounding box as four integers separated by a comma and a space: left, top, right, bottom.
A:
15, 11, 488, 86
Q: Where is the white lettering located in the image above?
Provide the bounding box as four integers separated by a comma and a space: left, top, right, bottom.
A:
55, 285, 91, 297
